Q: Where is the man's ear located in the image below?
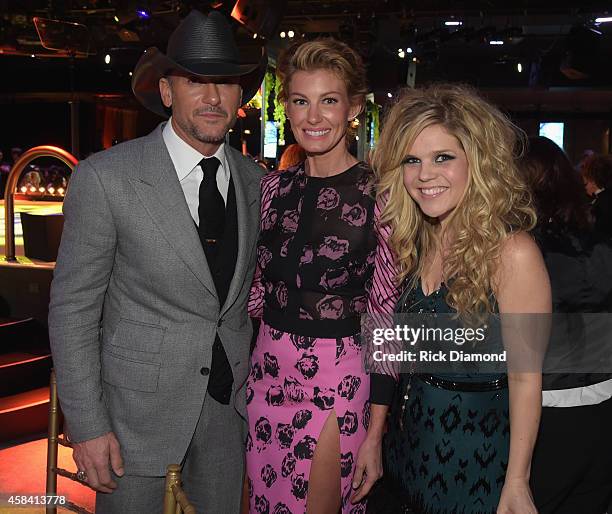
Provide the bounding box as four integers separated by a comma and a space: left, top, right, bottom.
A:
159, 77, 172, 108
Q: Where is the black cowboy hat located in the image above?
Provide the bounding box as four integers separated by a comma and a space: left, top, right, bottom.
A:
132, 10, 267, 117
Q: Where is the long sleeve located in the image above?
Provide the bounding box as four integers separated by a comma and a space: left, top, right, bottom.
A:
366, 196, 402, 405
48, 159, 116, 441
248, 172, 281, 318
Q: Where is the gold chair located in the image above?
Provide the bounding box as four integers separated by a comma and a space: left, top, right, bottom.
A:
45, 369, 93, 514
163, 464, 196, 514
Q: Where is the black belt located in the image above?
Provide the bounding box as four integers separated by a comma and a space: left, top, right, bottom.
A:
417, 373, 508, 391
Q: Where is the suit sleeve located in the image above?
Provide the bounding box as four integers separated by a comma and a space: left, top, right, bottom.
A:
48, 159, 117, 442
248, 172, 280, 319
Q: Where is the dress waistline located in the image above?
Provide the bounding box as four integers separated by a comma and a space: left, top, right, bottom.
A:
416, 373, 508, 392
263, 309, 361, 339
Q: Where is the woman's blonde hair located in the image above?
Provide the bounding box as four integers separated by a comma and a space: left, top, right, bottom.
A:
276, 38, 367, 114
371, 83, 536, 315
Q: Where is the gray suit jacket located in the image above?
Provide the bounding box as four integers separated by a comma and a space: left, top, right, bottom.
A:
48, 123, 263, 475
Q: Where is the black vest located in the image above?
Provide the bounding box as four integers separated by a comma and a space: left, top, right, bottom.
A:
199, 177, 238, 404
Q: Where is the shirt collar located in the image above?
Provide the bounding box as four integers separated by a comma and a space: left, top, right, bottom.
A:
162, 118, 228, 181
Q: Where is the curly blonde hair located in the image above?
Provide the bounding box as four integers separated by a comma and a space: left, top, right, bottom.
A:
276, 38, 367, 114
371, 83, 536, 315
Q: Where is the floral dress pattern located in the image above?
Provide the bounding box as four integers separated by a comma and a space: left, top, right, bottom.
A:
246, 162, 377, 514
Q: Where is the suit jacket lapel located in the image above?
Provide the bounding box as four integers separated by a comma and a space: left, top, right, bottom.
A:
128, 125, 218, 300
221, 147, 259, 315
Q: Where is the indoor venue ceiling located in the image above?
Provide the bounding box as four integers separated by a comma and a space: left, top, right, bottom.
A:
1, 1, 612, 101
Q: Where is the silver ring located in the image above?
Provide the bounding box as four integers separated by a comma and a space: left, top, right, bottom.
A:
76, 470, 88, 482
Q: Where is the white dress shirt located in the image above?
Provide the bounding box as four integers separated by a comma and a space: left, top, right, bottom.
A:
542, 377, 612, 408
162, 118, 230, 225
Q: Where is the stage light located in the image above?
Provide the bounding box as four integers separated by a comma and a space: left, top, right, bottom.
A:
129, 71, 133, 76
406, 47, 413, 53
517, 62, 523, 72
490, 40, 504, 45
445, 21, 462, 26
288, 30, 295, 38
57, 187, 65, 195
412, 57, 417, 62
595, 17, 612, 23
30, 186, 36, 193
355, 135, 359, 140
20, 186, 27, 193
244, 129, 252, 134
48, 186, 55, 194
280, 31, 286, 38
398, 50, 405, 58
136, 9, 150, 19
114, 15, 119, 22
253, 33, 258, 39
229, 129, 234, 133
105, 54, 111, 64
387, 92, 392, 98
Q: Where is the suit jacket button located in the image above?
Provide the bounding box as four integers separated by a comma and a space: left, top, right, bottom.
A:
200, 367, 210, 376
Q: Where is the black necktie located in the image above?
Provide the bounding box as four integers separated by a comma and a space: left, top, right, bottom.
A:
198, 157, 225, 245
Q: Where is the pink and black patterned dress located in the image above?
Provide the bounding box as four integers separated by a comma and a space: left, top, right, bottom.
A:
246, 161, 380, 514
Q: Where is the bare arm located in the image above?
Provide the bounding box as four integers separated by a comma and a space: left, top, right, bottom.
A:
495, 232, 551, 514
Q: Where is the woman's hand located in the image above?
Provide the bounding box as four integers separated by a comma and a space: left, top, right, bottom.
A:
497, 477, 538, 514
350, 435, 383, 504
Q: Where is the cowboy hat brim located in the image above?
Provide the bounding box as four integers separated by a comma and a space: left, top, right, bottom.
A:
132, 46, 267, 118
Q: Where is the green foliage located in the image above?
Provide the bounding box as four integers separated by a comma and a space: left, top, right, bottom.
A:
273, 76, 286, 142
367, 100, 380, 147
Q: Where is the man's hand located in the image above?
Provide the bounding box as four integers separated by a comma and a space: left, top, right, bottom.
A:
72, 432, 124, 493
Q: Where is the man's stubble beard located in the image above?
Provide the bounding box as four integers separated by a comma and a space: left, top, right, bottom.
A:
185, 114, 237, 145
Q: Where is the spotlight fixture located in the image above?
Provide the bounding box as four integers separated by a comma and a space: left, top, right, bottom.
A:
253, 33, 258, 39
136, 9, 150, 19
280, 31, 286, 38
244, 129, 252, 134
517, 62, 523, 72
104, 53, 111, 64
387, 92, 392, 98
595, 16, 612, 23
398, 49, 405, 58
445, 21, 462, 26
489, 40, 504, 45
406, 47, 413, 53
288, 30, 294, 38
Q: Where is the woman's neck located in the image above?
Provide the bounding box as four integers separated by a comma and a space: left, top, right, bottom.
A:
304, 142, 357, 178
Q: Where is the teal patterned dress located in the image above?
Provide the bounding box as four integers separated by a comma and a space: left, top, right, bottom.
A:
374, 283, 509, 514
